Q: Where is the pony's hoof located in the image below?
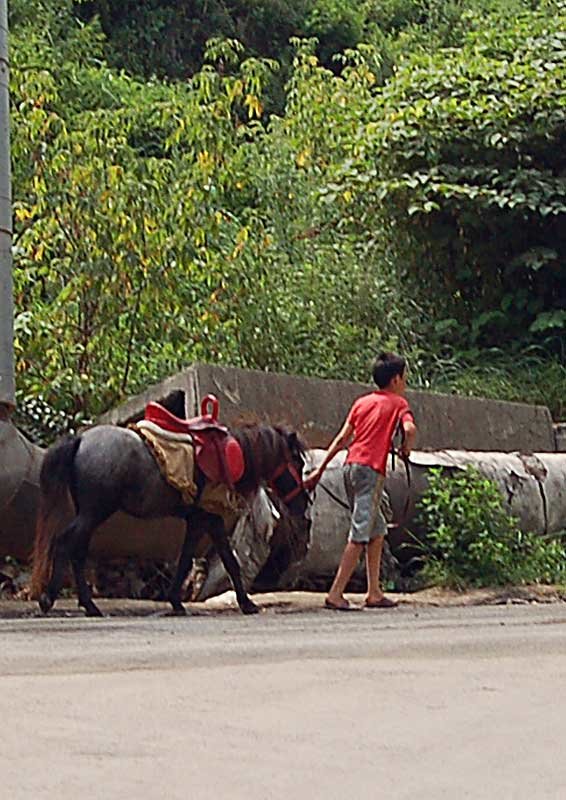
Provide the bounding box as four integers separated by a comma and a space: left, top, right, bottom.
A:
38, 593, 53, 614
170, 604, 187, 617
241, 600, 260, 615
82, 603, 103, 618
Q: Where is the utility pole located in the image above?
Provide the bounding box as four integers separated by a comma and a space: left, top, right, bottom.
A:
0, 0, 14, 415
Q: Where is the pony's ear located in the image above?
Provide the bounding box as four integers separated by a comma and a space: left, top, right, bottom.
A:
288, 431, 304, 455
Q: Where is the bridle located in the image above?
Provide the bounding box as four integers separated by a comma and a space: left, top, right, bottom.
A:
268, 458, 311, 507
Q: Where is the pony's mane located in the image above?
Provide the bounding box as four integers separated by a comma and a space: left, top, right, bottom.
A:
232, 424, 305, 496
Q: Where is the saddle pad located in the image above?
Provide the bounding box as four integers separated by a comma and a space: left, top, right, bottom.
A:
132, 423, 198, 505
136, 419, 194, 444
132, 423, 245, 521
198, 482, 246, 530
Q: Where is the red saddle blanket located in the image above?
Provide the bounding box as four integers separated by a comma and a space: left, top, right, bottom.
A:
144, 396, 244, 488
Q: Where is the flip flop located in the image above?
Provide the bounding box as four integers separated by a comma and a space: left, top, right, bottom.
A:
364, 597, 399, 609
324, 598, 356, 611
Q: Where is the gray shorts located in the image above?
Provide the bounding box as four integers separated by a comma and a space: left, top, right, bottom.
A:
344, 463, 387, 544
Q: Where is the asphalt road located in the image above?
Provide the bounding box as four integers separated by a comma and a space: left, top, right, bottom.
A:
2, 599, 566, 800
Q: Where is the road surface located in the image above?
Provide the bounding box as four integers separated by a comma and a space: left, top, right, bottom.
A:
2, 597, 566, 799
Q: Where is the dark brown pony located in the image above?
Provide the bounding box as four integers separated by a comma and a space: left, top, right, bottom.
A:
31, 422, 308, 617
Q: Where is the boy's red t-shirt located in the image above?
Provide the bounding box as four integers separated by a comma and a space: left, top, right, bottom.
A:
345, 391, 414, 475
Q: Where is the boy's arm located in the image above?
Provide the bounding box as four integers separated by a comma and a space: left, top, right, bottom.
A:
400, 418, 417, 459
303, 419, 354, 490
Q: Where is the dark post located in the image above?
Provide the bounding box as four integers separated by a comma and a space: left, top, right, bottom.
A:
0, 0, 14, 415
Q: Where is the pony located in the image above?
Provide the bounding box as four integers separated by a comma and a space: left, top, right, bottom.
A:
31, 420, 309, 617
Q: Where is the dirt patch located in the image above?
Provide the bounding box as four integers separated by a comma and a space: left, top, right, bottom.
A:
1, 584, 565, 619
391, 584, 566, 607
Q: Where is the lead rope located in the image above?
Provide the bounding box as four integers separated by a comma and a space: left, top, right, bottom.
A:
390, 452, 412, 530
312, 452, 412, 529
317, 480, 350, 511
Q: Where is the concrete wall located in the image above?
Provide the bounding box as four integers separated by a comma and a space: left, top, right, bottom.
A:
100, 363, 557, 453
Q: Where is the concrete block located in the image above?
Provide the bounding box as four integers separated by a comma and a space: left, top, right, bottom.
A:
105, 363, 556, 453
554, 424, 566, 452
99, 371, 196, 426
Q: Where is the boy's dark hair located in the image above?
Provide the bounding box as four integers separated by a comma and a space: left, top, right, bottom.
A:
372, 352, 406, 388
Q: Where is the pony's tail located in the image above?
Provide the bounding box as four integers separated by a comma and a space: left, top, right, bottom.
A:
31, 436, 81, 599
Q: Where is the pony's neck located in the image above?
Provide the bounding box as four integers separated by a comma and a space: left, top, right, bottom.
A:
233, 425, 286, 496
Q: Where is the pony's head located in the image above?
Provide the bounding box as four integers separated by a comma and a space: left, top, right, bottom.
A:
266, 429, 311, 518
233, 425, 310, 519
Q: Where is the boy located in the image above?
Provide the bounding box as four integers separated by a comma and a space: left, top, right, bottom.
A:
305, 352, 417, 610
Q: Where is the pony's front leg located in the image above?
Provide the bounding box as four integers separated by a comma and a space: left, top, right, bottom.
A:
209, 518, 259, 615
168, 519, 199, 616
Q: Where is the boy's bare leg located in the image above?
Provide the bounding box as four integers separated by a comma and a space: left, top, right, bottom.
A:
326, 542, 364, 607
365, 536, 385, 603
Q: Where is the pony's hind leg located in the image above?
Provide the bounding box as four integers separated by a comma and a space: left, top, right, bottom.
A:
38, 517, 84, 614
39, 531, 70, 614
39, 516, 101, 616
208, 516, 259, 615
67, 517, 103, 617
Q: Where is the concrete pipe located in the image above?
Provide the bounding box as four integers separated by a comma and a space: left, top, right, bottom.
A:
277, 448, 566, 590
191, 488, 280, 600
0, 420, 43, 560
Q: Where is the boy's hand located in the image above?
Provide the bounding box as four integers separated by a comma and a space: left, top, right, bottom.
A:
401, 420, 416, 461
304, 467, 323, 491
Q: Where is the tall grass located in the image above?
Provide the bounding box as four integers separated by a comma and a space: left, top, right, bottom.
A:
414, 347, 566, 421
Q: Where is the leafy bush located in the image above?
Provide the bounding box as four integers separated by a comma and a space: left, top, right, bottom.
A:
10, 10, 420, 420
76, 0, 365, 79
347, 1, 566, 347
13, 395, 79, 448
9, 0, 566, 426
414, 467, 566, 588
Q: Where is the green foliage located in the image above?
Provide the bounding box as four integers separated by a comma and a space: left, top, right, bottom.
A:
338, 0, 566, 347
11, 7, 417, 421
415, 467, 566, 588
75, 0, 365, 80
9, 0, 566, 432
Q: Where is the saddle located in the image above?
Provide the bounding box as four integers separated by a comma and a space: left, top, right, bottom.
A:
144, 395, 244, 488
